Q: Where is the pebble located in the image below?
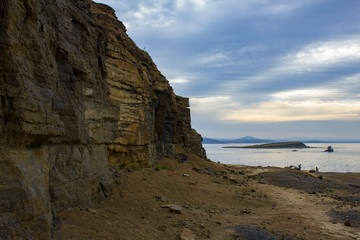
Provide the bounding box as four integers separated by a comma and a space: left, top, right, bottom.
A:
158, 225, 167, 232
180, 228, 196, 240
160, 205, 171, 208
155, 196, 169, 203
169, 204, 182, 214
183, 174, 190, 177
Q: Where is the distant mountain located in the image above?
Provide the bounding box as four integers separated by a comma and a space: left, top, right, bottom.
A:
202, 137, 227, 144
202, 136, 274, 144
202, 136, 360, 144
231, 136, 273, 143
223, 141, 308, 149
304, 140, 360, 143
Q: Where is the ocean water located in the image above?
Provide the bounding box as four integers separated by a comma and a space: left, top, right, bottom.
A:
203, 143, 360, 173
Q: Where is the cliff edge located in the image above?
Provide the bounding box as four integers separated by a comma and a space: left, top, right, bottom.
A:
0, 0, 206, 238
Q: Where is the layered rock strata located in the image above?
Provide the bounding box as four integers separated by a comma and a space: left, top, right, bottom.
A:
0, 0, 206, 238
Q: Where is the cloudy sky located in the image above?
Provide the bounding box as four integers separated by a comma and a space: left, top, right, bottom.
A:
95, 0, 360, 140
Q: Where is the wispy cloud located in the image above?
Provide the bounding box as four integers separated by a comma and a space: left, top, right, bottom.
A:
221, 36, 360, 93
94, 0, 360, 138
197, 52, 228, 65
221, 100, 360, 122
168, 78, 189, 84
103, 0, 313, 37
285, 38, 360, 69
190, 96, 236, 111
191, 70, 360, 123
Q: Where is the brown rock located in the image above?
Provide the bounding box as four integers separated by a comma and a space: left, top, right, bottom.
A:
180, 228, 196, 240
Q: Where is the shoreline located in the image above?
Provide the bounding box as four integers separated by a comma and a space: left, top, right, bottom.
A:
205, 142, 359, 173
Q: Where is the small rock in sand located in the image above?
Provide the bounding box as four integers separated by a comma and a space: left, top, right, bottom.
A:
180, 228, 196, 240
169, 204, 182, 213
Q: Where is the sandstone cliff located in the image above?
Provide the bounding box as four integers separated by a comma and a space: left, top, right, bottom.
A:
0, 0, 206, 238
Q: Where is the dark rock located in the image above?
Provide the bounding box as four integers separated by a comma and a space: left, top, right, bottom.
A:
177, 154, 188, 162
258, 170, 357, 195
328, 210, 360, 227
205, 167, 214, 172
157, 225, 167, 232
324, 146, 334, 152
192, 168, 202, 173
230, 178, 242, 184
155, 196, 169, 203
231, 225, 296, 240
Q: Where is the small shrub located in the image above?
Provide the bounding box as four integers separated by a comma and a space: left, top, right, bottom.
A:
154, 165, 167, 171
119, 163, 127, 169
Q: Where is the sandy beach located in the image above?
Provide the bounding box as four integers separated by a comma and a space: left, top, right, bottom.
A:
53, 155, 360, 240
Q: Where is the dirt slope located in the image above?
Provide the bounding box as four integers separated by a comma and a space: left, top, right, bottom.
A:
53, 156, 360, 240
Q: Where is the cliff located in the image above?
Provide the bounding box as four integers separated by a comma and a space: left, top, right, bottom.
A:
0, 0, 206, 238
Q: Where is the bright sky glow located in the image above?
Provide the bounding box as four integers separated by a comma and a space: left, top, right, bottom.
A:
95, 0, 360, 139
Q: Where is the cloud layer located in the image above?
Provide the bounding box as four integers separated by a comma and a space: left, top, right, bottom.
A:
95, 0, 360, 138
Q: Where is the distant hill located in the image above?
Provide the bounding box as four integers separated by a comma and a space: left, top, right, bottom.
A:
223, 141, 308, 149
231, 136, 273, 143
202, 138, 226, 144
202, 136, 273, 144
202, 136, 360, 144
304, 140, 360, 143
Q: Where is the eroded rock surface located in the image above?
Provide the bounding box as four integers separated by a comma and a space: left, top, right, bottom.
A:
0, 0, 205, 238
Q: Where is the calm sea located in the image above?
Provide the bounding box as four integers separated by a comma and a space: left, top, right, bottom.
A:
203, 143, 360, 173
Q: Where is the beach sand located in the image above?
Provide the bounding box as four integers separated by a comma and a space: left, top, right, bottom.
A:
53, 155, 360, 240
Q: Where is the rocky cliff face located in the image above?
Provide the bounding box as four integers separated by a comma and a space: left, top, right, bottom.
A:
0, 0, 206, 238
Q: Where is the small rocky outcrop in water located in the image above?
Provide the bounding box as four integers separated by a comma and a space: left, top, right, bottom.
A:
324, 146, 334, 152
223, 141, 309, 148
0, 0, 205, 238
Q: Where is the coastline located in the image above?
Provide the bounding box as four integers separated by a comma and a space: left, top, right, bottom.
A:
53, 155, 360, 240
204, 142, 360, 172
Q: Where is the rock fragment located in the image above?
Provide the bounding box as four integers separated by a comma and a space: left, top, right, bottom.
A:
169, 204, 182, 214
180, 228, 196, 240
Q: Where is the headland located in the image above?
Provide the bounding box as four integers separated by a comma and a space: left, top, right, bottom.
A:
223, 141, 309, 149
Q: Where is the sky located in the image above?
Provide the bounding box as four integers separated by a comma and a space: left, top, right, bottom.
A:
95, 0, 360, 140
